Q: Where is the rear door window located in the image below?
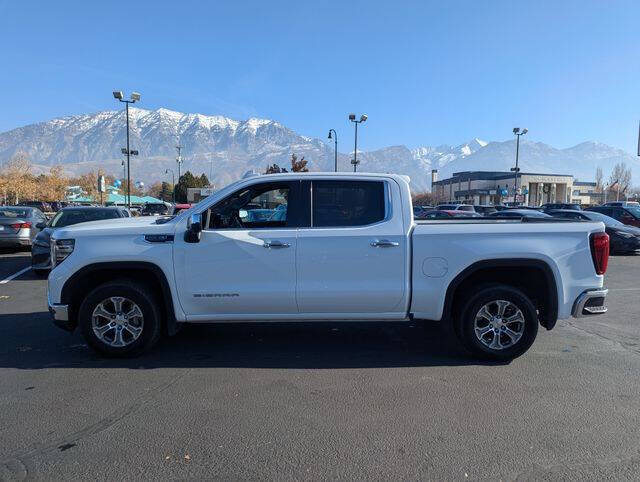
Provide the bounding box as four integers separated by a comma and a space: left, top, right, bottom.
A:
312, 180, 385, 227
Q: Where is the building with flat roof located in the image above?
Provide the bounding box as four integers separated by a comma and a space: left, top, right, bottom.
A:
432, 171, 575, 206
571, 181, 604, 206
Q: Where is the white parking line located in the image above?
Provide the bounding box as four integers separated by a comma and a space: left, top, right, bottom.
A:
0, 266, 31, 285
608, 288, 640, 291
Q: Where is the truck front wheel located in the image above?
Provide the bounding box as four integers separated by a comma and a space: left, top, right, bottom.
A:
456, 285, 538, 361
78, 280, 163, 357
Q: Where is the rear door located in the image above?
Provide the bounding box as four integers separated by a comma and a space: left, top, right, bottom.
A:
296, 179, 407, 317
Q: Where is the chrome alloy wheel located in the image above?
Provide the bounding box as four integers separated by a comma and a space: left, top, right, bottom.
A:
473, 300, 525, 350
91, 297, 144, 347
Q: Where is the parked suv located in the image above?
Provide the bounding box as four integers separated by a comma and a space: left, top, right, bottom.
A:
603, 201, 640, 207
587, 205, 640, 228
31, 206, 129, 275
141, 203, 170, 216
19, 200, 52, 212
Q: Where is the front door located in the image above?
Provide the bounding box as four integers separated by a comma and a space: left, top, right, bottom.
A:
174, 180, 302, 319
296, 179, 407, 317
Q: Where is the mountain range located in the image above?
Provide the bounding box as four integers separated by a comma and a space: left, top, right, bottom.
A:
1, 107, 639, 192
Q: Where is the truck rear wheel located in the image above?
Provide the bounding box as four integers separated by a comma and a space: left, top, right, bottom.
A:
78, 280, 162, 357
456, 285, 538, 361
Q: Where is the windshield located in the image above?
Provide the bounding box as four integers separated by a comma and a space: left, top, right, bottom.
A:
582, 211, 624, 227
626, 207, 640, 218
0, 208, 29, 218
50, 209, 121, 227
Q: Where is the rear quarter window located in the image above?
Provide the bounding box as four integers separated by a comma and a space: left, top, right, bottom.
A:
312, 180, 386, 227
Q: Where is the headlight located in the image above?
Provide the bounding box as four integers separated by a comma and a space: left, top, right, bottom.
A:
52, 239, 75, 267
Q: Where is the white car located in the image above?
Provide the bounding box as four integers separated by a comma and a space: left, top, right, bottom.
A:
47, 173, 609, 361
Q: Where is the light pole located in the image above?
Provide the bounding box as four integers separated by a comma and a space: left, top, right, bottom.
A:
328, 129, 338, 172
113, 91, 141, 207
176, 142, 184, 181
348, 114, 367, 172
511, 127, 528, 203
208, 152, 213, 184
120, 147, 138, 203
165, 168, 175, 203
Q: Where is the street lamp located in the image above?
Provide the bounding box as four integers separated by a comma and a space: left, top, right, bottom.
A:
328, 129, 338, 172
113, 90, 141, 207
511, 127, 528, 203
165, 168, 175, 203
349, 113, 367, 172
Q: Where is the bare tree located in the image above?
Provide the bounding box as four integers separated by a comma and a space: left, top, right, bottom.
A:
595, 167, 603, 192
290, 153, 308, 172
609, 162, 632, 200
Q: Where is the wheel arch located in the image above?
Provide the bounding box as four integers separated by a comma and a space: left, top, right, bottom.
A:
61, 261, 180, 335
442, 258, 559, 330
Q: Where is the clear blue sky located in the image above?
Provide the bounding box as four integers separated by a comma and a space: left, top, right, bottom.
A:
2, 0, 640, 152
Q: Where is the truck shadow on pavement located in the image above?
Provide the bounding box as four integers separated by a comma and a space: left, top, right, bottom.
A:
0, 312, 506, 369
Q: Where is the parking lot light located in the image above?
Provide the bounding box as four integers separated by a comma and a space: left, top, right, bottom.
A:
113, 90, 141, 207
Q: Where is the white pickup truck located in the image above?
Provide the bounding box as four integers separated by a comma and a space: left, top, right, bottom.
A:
47, 173, 609, 361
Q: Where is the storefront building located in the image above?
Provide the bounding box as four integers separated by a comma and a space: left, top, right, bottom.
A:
432, 171, 575, 206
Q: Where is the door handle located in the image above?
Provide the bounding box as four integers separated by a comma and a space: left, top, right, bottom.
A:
370, 239, 399, 248
263, 240, 291, 249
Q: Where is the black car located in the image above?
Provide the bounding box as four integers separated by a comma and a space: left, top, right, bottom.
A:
31, 206, 129, 275
19, 200, 52, 212
541, 203, 581, 212
549, 209, 640, 254
473, 205, 498, 215
140, 203, 170, 216
586, 205, 640, 228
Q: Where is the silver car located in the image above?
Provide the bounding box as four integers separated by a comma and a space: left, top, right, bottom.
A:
0, 206, 47, 249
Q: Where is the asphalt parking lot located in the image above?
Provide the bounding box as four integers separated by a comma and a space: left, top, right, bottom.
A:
1, 251, 639, 480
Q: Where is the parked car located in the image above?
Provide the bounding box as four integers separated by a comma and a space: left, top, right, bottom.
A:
541, 203, 581, 212
587, 205, 640, 228
436, 204, 476, 212
424, 210, 482, 219
140, 203, 170, 216
603, 201, 640, 207
549, 209, 640, 254
473, 205, 498, 216
19, 200, 52, 212
488, 209, 552, 218
31, 206, 129, 275
0, 206, 48, 249
412, 205, 434, 219
47, 173, 609, 361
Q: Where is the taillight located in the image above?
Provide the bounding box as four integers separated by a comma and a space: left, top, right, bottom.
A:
590, 232, 609, 275
10, 222, 32, 229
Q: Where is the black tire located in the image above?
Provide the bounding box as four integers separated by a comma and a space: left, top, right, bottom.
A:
455, 284, 538, 362
78, 280, 163, 357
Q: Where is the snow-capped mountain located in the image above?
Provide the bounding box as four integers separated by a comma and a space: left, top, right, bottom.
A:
1, 108, 638, 192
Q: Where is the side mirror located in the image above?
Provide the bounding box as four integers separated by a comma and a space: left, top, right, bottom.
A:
186, 213, 202, 243
36, 222, 46, 230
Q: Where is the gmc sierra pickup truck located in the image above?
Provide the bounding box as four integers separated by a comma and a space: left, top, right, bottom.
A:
47, 173, 609, 361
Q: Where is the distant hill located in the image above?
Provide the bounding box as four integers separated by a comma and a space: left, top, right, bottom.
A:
1, 108, 639, 191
